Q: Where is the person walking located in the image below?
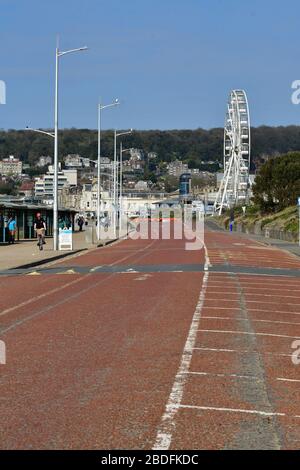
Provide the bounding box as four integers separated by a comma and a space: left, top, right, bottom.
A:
34, 212, 46, 245
8, 216, 17, 244
77, 216, 84, 232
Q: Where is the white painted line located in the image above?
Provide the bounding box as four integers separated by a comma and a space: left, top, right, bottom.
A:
193, 347, 242, 353
201, 316, 300, 326
187, 371, 261, 381
202, 306, 240, 311
245, 300, 300, 306
277, 377, 300, 383
90, 265, 102, 272
208, 281, 300, 288
249, 309, 300, 316
197, 329, 300, 339
206, 291, 300, 300
178, 404, 285, 417
0, 277, 84, 318
192, 347, 294, 357
243, 287, 300, 293
153, 251, 210, 451
204, 244, 212, 270
240, 280, 300, 286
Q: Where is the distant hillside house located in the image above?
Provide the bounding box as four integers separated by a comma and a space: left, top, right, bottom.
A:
0, 156, 23, 176
64, 154, 94, 169
135, 180, 149, 191
167, 160, 189, 177
148, 152, 158, 160
18, 181, 35, 197
37, 156, 52, 167
128, 149, 145, 170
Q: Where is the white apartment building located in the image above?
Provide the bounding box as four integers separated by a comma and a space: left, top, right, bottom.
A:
0, 156, 23, 176
80, 181, 113, 214
167, 160, 189, 177
79, 182, 97, 213
35, 168, 78, 199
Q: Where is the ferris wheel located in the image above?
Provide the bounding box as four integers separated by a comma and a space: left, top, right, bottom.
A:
214, 89, 251, 215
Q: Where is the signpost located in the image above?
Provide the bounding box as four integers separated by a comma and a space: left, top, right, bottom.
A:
58, 228, 73, 251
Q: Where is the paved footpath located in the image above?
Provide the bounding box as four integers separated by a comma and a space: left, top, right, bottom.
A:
0, 221, 300, 449
0, 230, 97, 271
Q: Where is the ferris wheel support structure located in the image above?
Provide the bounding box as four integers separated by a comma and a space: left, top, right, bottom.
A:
214, 89, 251, 215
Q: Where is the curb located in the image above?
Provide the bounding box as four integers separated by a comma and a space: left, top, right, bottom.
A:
8, 249, 87, 271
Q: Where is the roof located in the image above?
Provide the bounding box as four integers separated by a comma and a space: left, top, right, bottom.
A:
19, 182, 34, 191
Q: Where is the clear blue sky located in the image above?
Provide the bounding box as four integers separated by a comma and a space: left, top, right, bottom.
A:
1, 0, 300, 130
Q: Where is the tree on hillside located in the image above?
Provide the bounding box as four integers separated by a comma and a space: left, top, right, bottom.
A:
252, 152, 300, 212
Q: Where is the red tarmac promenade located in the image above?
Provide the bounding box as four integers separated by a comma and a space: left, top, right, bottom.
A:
0, 221, 300, 449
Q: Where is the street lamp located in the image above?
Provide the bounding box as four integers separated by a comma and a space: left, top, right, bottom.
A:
53, 40, 88, 250
113, 129, 133, 237
97, 99, 120, 240
119, 145, 131, 235
25, 127, 55, 139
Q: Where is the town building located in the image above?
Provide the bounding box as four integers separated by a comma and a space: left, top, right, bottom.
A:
34, 168, 78, 200
148, 152, 158, 160
64, 154, 95, 169
167, 160, 189, 177
80, 181, 98, 214
135, 180, 149, 191
0, 156, 23, 176
127, 148, 145, 170
18, 181, 35, 198
58, 186, 82, 211
37, 156, 52, 167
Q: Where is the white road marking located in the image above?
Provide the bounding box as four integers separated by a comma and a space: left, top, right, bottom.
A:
1, 239, 157, 320
193, 347, 240, 353
249, 309, 300, 316
243, 287, 300, 293
205, 291, 300, 300
153, 248, 210, 451
202, 306, 240, 311
178, 404, 285, 417
90, 265, 102, 272
60, 269, 77, 275
0, 277, 84, 318
277, 377, 300, 383
197, 329, 300, 339
187, 371, 261, 381
192, 347, 294, 357
134, 274, 152, 281
201, 316, 300, 326
209, 279, 300, 287
245, 300, 300, 306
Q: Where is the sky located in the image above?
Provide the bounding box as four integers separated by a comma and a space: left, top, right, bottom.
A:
1, 0, 300, 130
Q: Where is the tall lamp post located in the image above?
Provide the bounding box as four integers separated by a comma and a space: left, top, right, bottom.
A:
97, 99, 120, 240
113, 129, 133, 237
53, 41, 88, 250
119, 144, 131, 235
25, 127, 55, 235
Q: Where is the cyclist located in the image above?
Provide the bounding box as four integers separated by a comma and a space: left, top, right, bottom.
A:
34, 212, 46, 246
